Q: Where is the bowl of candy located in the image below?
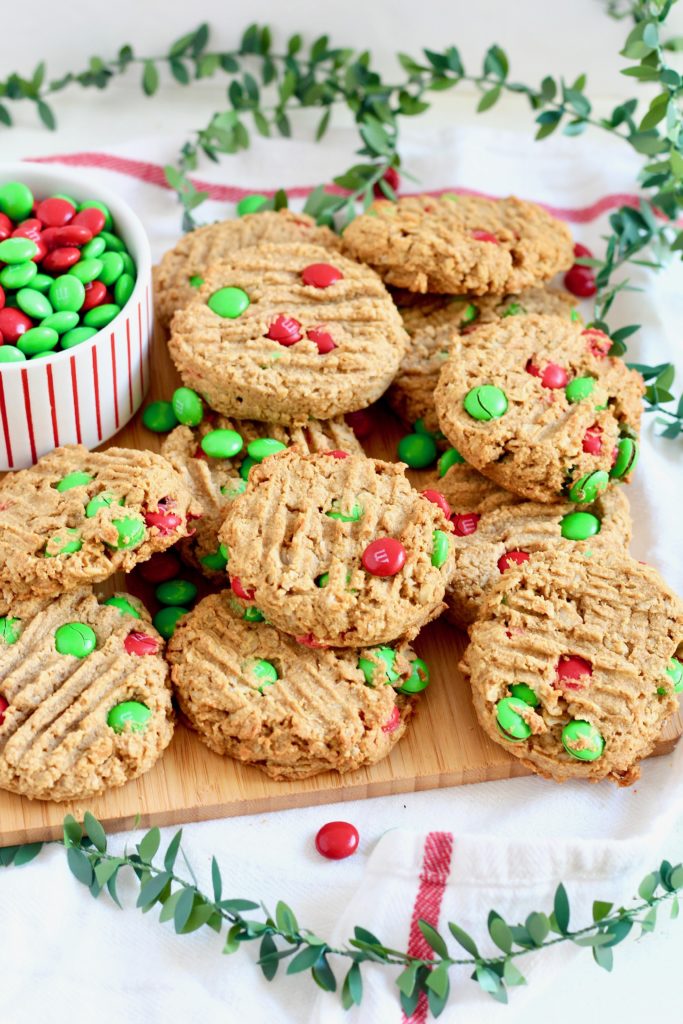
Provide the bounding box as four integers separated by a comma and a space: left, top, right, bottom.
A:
0, 164, 152, 470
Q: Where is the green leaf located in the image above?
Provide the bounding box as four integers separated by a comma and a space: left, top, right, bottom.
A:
169, 59, 190, 85
573, 932, 614, 947
477, 86, 501, 113
396, 962, 419, 997
137, 871, 171, 909
418, 920, 449, 958
671, 896, 680, 919
224, 923, 242, 953
259, 934, 278, 981
164, 830, 183, 872
287, 34, 302, 56
159, 888, 183, 923
316, 109, 331, 141
12, 843, 43, 867
83, 813, 106, 854
94, 859, 120, 888
488, 912, 513, 953
639, 871, 660, 903
592, 900, 613, 923
593, 944, 614, 971
67, 847, 93, 887
670, 865, 683, 889
0, 103, 12, 126
554, 883, 570, 934
311, 35, 330, 62
139, 828, 161, 863
275, 900, 299, 936
341, 961, 363, 1008
503, 959, 526, 986
448, 921, 479, 957
219, 898, 260, 913
142, 61, 159, 97
526, 912, 550, 946
476, 964, 503, 997
312, 954, 337, 992
173, 886, 196, 933
426, 961, 450, 999
483, 45, 509, 80
427, 975, 451, 1017
36, 100, 56, 130
287, 944, 325, 974
180, 901, 217, 934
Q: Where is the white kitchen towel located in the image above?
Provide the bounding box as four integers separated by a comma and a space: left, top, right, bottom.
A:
2, 120, 681, 1024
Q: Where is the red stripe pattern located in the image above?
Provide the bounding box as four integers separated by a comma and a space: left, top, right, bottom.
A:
91, 347, 102, 441
70, 355, 82, 443
46, 363, 60, 448
0, 374, 14, 468
110, 332, 119, 428
25, 151, 642, 224
20, 368, 37, 465
403, 831, 454, 1024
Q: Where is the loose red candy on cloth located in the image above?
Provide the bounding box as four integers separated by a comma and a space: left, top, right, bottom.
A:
573, 242, 593, 259
266, 315, 302, 345
381, 705, 401, 734
35, 197, 76, 227
497, 550, 530, 572
362, 537, 407, 577
315, 821, 360, 860
471, 229, 499, 244
451, 512, 481, 536
421, 489, 451, 519
301, 263, 343, 288
144, 509, 183, 536
306, 327, 336, 353
231, 576, 256, 601
564, 264, 596, 297
124, 632, 160, 657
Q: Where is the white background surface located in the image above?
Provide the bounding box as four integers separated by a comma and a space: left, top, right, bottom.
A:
2, 2, 683, 1022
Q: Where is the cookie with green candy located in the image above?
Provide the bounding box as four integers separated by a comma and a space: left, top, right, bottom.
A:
387, 286, 576, 439
0, 444, 201, 607
154, 208, 341, 328
462, 548, 682, 785
167, 591, 421, 780
0, 587, 173, 801
160, 411, 361, 578
434, 314, 644, 504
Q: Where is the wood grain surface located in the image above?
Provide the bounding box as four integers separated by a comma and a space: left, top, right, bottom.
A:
1, 321, 679, 845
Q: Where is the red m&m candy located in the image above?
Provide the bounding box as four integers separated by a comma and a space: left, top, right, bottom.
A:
81, 280, 108, 311
315, 821, 359, 860
72, 206, 106, 235
362, 538, 406, 577
382, 705, 401, 733
582, 328, 611, 358
0, 307, 33, 343
497, 550, 530, 573
306, 327, 336, 353
564, 265, 596, 297
345, 408, 373, 439
0, 694, 8, 726
301, 263, 343, 288
0, 213, 12, 241
12, 218, 42, 243
452, 512, 481, 536
325, 450, 349, 459
421, 489, 451, 519
35, 197, 75, 227
573, 242, 593, 259
144, 508, 182, 536
138, 551, 181, 583
556, 655, 592, 689
471, 230, 499, 244
124, 632, 160, 656
42, 247, 81, 274
266, 315, 302, 345
582, 424, 603, 455
526, 360, 568, 389
373, 166, 400, 198
231, 576, 255, 601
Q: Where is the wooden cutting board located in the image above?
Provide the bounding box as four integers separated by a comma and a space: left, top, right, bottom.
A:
1, 324, 680, 845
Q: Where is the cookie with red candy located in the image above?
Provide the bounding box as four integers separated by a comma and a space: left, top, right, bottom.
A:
0, 587, 173, 801
0, 444, 201, 606
462, 548, 683, 785
219, 449, 455, 647
434, 313, 644, 503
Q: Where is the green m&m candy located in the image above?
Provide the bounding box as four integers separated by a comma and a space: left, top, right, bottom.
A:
99, 230, 125, 253
610, 437, 639, 479
85, 492, 124, 517
104, 596, 141, 619
153, 606, 187, 639
55, 622, 97, 658
155, 579, 198, 606
114, 272, 135, 307
82, 236, 106, 259
61, 326, 98, 349
358, 647, 399, 686
565, 376, 595, 403
250, 658, 278, 691
509, 682, 539, 707
397, 432, 437, 469
142, 401, 178, 433
431, 530, 450, 568
55, 471, 93, 492
501, 302, 525, 318
0, 346, 26, 363
68, 258, 104, 284
221, 479, 247, 499
83, 303, 121, 328
464, 385, 508, 421
496, 697, 532, 741
326, 500, 363, 522
460, 302, 479, 325
236, 194, 268, 216
438, 448, 465, 477
0, 181, 34, 220
189, 274, 204, 288
111, 517, 146, 549
243, 606, 265, 622
0, 617, 21, 645
569, 470, 609, 504
316, 572, 331, 588
107, 701, 151, 734
247, 438, 287, 462
201, 428, 244, 459
41, 311, 80, 334
17, 326, 59, 355
45, 528, 82, 556
200, 545, 229, 571
172, 386, 204, 427
0, 260, 38, 289
666, 657, 683, 694
560, 511, 601, 540
16, 287, 52, 320
0, 237, 38, 264
30, 272, 53, 293
399, 657, 430, 694
98, 251, 124, 286
49, 274, 85, 312
561, 720, 604, 761
207, 286, 250, 318
240, 456, 257, 481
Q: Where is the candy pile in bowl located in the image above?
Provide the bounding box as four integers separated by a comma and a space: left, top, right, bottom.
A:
0, 180, 136, 361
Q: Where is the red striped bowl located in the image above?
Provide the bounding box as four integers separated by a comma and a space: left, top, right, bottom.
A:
0, 164, 152, 470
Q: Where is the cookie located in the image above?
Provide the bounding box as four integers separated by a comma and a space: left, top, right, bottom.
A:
219, 449, 455, 646
462, 549, 682, 785
155, 209, 341, 328
388, 288, 576, 436
161, 414, 362, 577
167, 591, 424, 779
0, 444, 201, 607
341, 194, 574, 295
0, 587, 173, 801
168, 242, 408, 426
434, 315, 644, 503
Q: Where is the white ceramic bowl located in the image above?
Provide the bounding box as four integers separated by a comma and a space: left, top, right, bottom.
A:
0, 164, 152, 470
